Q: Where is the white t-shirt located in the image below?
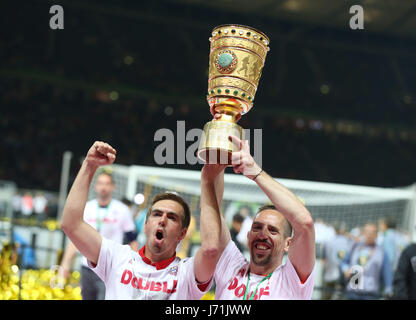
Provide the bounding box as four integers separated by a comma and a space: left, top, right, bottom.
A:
33, 195, 48, 214
214, 241, 315, 300
88, 237, 211, 300
81, 199, 136, 266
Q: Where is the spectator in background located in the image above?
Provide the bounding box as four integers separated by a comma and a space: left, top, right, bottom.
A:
121, 197, 138, 245
60, 171, 138, 300
349, 225, 363, 243
33, 192, 48, 223
12, 193, 22, 217
393, 242, 416, 299
235, 205, 254, 252
342, 223, 393, 300
13, 231, 36, 269
134, 207, 148, 247
377, 217, 408, 272
21, 192, 33, 217
229, 213, 244, 253
377, 218, 388, 245
128, 193, 149, 246
322, 221, 354, 299
314, 218, 335, 258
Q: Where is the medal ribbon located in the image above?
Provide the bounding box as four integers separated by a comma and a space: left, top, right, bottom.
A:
96, 201, 111, 232
243, 271, 273, 300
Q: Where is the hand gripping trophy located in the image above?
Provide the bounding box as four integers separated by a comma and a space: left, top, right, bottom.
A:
197, 24, 270, 164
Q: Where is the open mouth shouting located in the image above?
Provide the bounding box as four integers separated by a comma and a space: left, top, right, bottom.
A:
154, 229, 165, 246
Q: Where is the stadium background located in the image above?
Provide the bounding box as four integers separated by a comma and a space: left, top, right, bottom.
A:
1, 0, 416, 300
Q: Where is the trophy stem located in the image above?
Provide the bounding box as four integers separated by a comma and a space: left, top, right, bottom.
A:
213, 99, 242, 123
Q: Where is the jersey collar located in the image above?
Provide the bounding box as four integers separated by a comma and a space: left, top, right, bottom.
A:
138, 246, 176, 270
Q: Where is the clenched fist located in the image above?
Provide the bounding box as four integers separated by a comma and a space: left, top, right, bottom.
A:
85, 141, 117, 168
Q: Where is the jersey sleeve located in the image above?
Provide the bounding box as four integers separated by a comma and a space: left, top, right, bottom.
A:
176, 256, 213, 300
214, 240, 247, 293
87, 237, 127, 284
281, 257, 315, 299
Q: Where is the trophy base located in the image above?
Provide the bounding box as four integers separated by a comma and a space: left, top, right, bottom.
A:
197, 148, 232, 166
197, 120, 244, 166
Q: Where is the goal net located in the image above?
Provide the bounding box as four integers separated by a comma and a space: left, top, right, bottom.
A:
88, 164, 416, 242
85, 164, 416, 299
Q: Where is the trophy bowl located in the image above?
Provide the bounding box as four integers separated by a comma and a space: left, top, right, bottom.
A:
197, 24, 270, 165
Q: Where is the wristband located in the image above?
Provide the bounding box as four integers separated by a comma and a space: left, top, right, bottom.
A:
252, 169, 263, 181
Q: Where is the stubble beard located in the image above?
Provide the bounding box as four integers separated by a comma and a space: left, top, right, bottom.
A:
250, 249, 272, 266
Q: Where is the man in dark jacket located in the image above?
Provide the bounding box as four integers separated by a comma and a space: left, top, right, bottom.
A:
393, 243, 416, 299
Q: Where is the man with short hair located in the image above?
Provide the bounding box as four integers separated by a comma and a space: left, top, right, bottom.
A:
197, 134, 316, 300
61, 141, 212, 299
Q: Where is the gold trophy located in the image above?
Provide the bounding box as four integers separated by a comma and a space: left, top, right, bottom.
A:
197, 24, 270, 164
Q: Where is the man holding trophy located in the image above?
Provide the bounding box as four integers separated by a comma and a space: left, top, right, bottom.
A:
60, 24, 315, 300
198, 25, 316, 299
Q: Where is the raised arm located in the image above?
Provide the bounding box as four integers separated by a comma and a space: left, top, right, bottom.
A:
229, 135, 315, 282
194, 164, 231, 283
60, 141, 116, 265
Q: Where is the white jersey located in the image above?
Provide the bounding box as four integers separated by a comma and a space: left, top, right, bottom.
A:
214, 241, 315, 300
81, 199, 135, 267
88, 237, 211, 300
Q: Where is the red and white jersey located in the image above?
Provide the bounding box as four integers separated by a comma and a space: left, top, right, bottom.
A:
214, 241, 315, 300
81, 199, 135, 267
88, 237, 211, 300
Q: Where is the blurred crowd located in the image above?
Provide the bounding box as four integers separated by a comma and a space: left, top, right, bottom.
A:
2, 3, 416, 192
11, 191, 58, 222
13, 192, 48, 221
315, 218, 411, 300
